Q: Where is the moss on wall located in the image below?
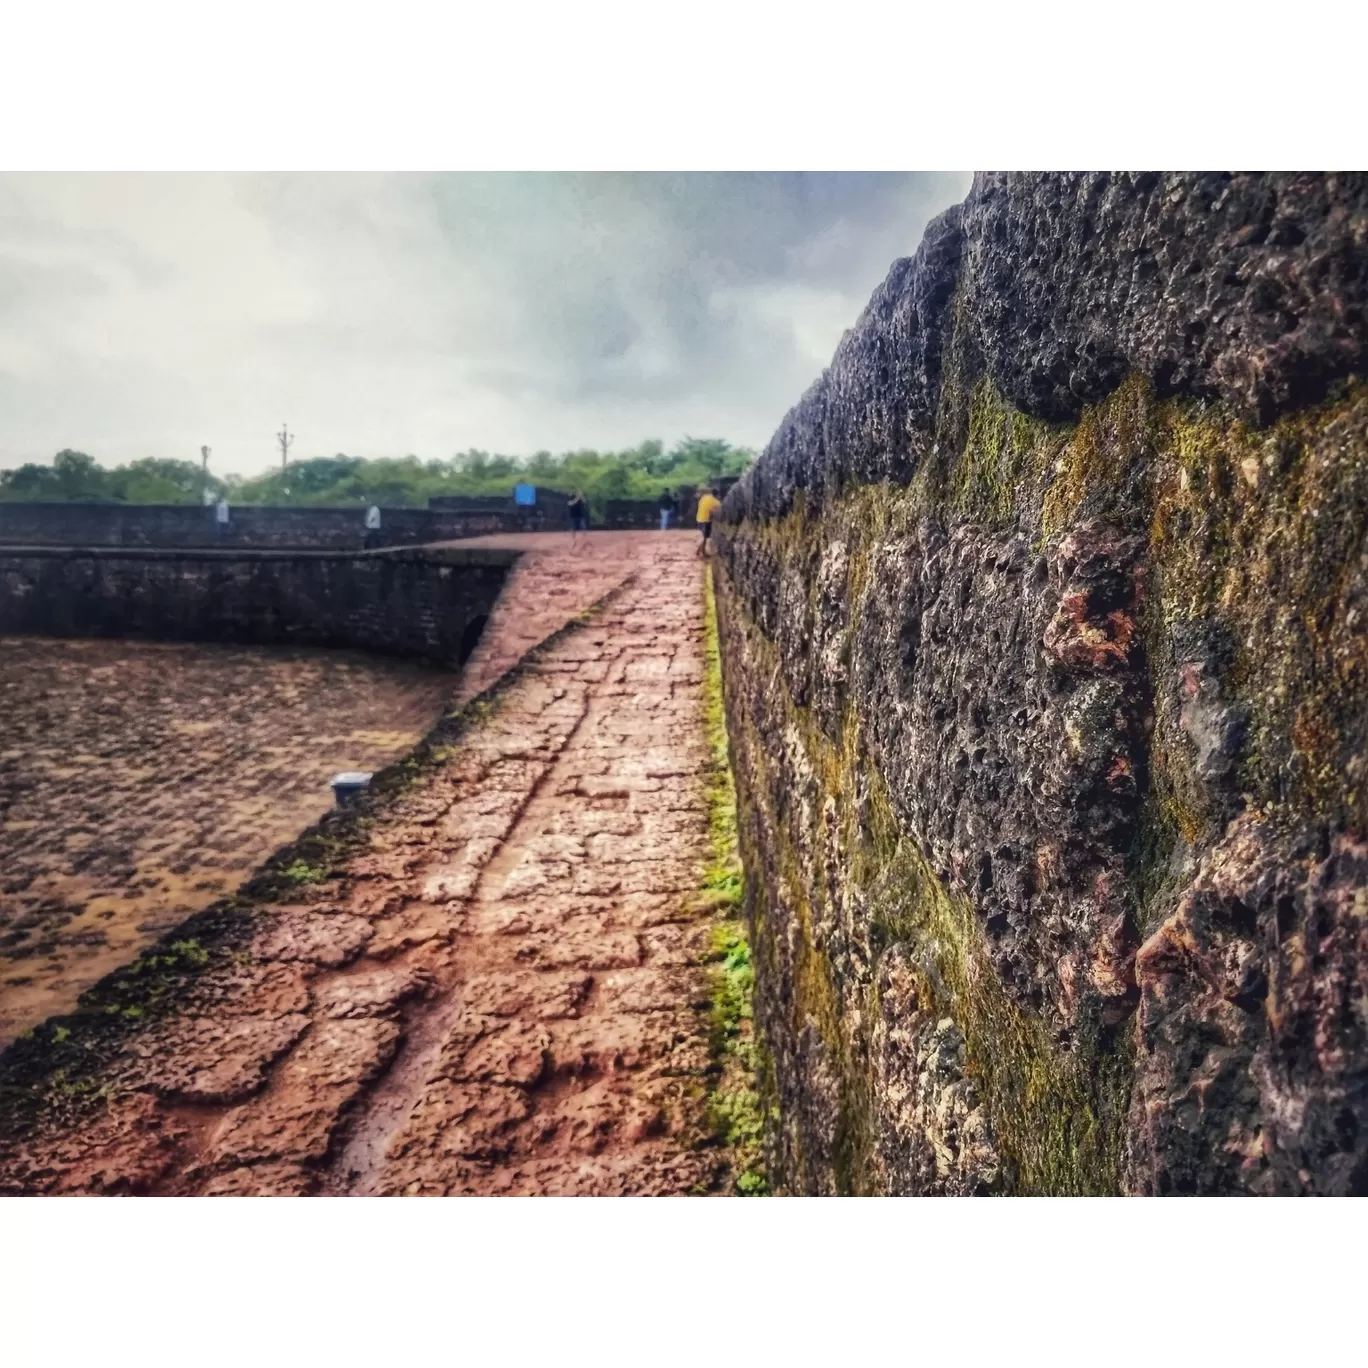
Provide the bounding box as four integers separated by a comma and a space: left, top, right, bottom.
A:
716, 364, 1368, 1195
718, 587, 1130, 1192
699, 565, 772, 1194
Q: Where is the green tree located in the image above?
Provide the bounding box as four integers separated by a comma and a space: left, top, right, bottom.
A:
0, 450, 111, 501
2, 439, 756, 515
669, 437, 740, 479
111, 458, 218, 503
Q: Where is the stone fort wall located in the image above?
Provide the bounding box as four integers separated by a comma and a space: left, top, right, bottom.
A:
0, 545, 518, 667
0, 501, 558, 550
715, 172, 1368, 1196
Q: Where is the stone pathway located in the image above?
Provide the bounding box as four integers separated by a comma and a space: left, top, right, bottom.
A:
0, 534, 730, 1196
449, 531, 670, 705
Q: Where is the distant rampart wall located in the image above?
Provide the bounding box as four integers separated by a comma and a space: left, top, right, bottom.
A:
0, 502, 548, 550
602, 489, 702, 529
429, 487, 571, 524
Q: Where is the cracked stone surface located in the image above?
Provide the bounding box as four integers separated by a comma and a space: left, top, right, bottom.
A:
0, 533, 730, 1196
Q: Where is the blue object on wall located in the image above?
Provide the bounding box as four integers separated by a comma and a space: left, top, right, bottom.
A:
513, 482, 536, 506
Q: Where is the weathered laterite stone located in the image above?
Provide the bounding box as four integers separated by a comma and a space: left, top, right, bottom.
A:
715, 171, 1368, 1195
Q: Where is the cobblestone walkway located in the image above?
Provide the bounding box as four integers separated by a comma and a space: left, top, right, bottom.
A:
451, 531, 657, 705
0, 535, 729, 1196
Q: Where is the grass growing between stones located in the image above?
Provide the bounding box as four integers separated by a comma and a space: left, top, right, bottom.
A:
0, 925, 232, 1141
700, 564, 769, 1194
282, 860, 329, 885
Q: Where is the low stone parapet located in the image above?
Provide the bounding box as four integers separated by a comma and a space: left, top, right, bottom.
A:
0, 544, 518, 667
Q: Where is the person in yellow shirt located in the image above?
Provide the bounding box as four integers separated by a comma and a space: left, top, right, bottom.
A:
695, 486, 722, 558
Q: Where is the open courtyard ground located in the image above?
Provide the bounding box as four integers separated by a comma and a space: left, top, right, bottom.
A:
0, 637, 455, 1048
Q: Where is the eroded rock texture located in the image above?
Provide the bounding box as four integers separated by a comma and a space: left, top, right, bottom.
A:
715, 171, 1368, 1195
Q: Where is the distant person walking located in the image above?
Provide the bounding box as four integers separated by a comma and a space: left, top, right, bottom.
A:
658, 488, 678, 531
364, 503, 382, 550
695, 485, 721, 558
567, 490, 589, 551
214, 495, 230, 539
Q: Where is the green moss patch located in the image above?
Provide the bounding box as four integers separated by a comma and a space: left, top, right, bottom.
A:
699, 564, 770, 1195
717, 355, 1368, 1194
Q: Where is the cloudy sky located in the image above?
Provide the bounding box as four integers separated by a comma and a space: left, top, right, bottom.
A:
0, 172, 969, 477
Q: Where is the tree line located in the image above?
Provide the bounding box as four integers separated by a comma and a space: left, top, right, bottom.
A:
0, 439, 753, 517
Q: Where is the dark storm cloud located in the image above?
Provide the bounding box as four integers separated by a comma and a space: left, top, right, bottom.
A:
0, 172, 969, 474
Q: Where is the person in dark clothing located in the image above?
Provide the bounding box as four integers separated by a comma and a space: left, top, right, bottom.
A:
658, 488, 678, 531
567, 491, 589, 549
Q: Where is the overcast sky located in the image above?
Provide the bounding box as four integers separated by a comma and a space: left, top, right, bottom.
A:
0, 172, 970, 477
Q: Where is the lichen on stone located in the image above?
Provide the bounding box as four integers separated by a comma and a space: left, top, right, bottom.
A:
714, 171, 1368, 1196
